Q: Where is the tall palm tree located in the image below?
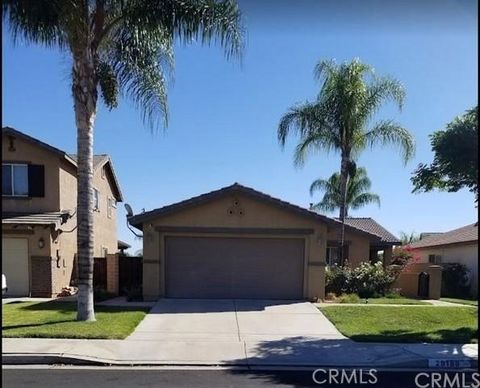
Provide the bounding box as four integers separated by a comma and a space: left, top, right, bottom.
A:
310, 167, 380, 215
278, 58, 414, 264
3, 0, 243, 321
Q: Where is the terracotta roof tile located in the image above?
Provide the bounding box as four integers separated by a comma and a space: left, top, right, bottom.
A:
410, 223, 478, 248
335, 217, 400, 244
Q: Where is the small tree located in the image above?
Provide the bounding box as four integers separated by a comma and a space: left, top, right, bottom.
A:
412, 106, 478, 202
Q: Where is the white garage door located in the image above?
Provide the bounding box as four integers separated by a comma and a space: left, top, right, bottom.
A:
2, 238, 30, 296
165, 236, 305, 299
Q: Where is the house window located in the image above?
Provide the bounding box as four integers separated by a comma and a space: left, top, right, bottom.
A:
326, 246, 341, 266
93, 188, 100, 210
2, 163, 28, 196
107, 198, 113, 218
428, 254, 442, 264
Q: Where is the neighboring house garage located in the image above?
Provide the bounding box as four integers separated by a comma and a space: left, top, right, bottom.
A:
128, 183, 382, 301
2, 237, 29, 296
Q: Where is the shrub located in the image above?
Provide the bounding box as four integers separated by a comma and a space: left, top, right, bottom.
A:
326, 261, 397, 297
391, 245, 420, 267
337, 293, 360, 303
384, 290, 402, 299
441, 263, 471, 298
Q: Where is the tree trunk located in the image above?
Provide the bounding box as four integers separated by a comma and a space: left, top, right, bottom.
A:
72, 48, 98, 321
339, 154, 349, 266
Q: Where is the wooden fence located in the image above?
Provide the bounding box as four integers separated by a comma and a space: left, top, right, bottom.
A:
119, 255, 143, 294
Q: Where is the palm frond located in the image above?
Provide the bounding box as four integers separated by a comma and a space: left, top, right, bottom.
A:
350, 193, 381, 210
2, 0, 71, 48
363, 120, 415, 163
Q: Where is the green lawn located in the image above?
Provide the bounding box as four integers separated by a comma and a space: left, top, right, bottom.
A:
2, 301, 149, 339
320, 306, 478, 344
440, 298, 478, 307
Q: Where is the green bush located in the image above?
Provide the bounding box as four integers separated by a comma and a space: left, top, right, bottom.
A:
441, 263, 471, 298
326, 262, 397, 298
337, 293, 361, 303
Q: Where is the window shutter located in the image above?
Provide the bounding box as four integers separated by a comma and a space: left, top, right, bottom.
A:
28, 164, 45, 197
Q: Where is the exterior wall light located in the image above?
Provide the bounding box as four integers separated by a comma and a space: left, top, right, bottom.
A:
38, 237, 45, 249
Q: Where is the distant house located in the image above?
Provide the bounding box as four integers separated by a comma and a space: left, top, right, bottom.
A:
410, 223, 478, 295
2, 127, 123, 297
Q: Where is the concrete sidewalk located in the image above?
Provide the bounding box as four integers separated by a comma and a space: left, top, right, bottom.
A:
2, 338, 477, 368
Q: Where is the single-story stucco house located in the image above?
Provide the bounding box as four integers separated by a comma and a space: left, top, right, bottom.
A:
128, 183, 400, 301
409, 222, 478, 296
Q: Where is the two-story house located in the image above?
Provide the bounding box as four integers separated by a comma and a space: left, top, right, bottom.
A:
2, 127, 123, 297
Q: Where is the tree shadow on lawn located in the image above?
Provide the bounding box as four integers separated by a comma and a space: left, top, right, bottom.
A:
16, 301, 149, 313
349, 328, 478, 344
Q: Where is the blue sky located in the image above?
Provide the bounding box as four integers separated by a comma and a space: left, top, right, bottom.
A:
2, 0, 478, 253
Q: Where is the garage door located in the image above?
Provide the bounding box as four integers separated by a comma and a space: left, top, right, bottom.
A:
165, 236, 304, 299
2, 238, 29, 296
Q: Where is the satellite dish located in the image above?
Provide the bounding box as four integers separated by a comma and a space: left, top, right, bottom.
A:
124, 203, 133, 217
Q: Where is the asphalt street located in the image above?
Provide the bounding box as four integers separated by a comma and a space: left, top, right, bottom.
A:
2, 367, 479, 388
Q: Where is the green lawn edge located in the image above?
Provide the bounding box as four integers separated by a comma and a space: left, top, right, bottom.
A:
2, 301, 150, 339
320, 305, 478, 344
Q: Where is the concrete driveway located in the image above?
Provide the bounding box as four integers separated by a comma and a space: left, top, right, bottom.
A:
127, 298, 345, 342
126, 299, 355, 365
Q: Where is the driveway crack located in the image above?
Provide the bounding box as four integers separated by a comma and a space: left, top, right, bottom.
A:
233, 299, 241, 342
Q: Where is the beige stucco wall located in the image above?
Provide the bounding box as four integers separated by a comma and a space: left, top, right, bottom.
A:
2, 134, 60, 213
325, 228, 371, 267
3, 133, 120, 292
141, 193, 328, 301
414, 243, 478, 295
393, 263, 442, 299
92, 164, 118, 257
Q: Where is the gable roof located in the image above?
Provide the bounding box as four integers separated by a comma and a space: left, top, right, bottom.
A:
128, 183, 383, 241
409, 223, 478, 249
3, 126, 77, 166
335, 217, 401, 245
2, 127, 123, 201
68, 154, 123, 201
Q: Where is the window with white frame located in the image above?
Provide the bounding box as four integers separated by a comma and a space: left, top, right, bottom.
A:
93, 188, 100, 210
2, 163, 28, 196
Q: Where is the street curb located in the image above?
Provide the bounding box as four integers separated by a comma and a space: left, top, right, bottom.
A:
3, 354, 477, 370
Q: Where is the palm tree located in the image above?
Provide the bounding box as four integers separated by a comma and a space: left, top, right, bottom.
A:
278, 58, 414, 264
310, 167, 380, 215
3, 0, 243, 321
399, 231, 421, 245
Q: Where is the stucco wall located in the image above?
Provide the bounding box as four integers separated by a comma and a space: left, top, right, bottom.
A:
141, 193, 328, 301
2, 134, 60, 213
92, 164, 118, 257
414, 243, 478, 295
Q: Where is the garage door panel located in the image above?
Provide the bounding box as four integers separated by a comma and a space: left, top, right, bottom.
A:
2, 238, 29, 296
165, 236, 304, 299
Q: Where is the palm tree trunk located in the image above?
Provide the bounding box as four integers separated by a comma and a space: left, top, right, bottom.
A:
72, 48, 98, 322
339, 154, 349, 266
